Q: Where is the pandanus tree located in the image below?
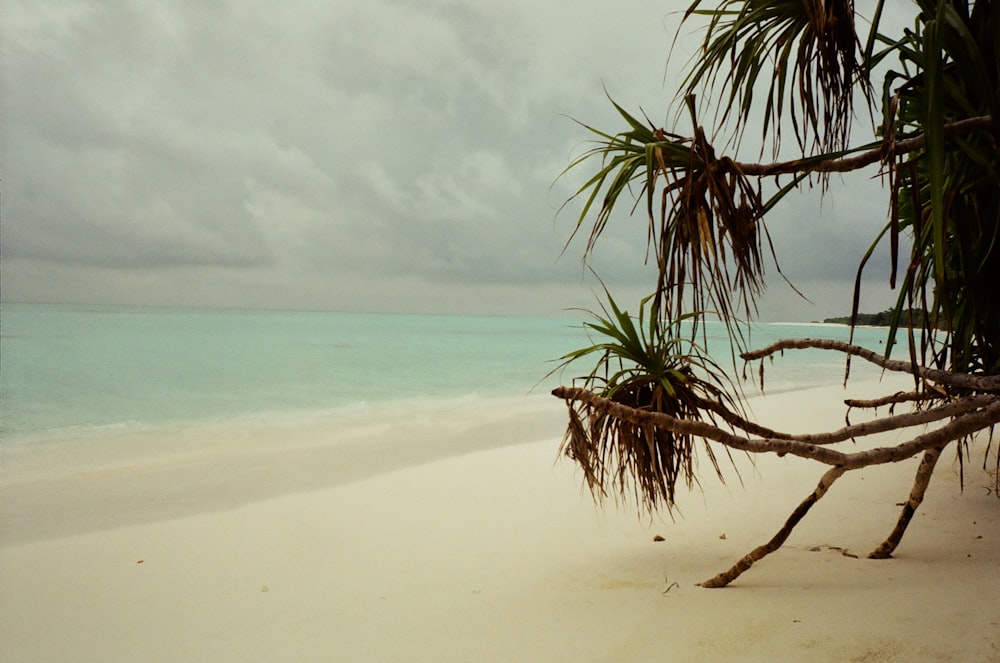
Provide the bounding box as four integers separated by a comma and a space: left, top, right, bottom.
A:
553, 0, 999, 587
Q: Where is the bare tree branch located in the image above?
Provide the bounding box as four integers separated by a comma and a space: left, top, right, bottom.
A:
554, 385, 999, 588
735, 115, 993, 177
554, 386, 999, 461
741, 338, 1000, 392
693, 395, 793, 439
845, 391, 936, 409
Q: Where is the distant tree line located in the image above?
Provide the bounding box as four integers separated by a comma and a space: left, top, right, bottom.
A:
823, 309, 929, 328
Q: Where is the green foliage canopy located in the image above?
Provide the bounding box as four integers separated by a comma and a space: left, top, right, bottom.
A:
563, 0, 998, 376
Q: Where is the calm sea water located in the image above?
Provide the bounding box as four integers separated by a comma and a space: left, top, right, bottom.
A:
0, 303, 894, 442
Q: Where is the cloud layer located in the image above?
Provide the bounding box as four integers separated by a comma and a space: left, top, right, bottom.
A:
2, 0, 901, 319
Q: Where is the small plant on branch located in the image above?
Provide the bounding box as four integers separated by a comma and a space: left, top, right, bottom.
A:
553, 291, 742, 515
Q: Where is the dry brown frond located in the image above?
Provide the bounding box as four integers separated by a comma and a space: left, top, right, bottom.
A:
653, 116, 769, 338
558, 370, 732, 516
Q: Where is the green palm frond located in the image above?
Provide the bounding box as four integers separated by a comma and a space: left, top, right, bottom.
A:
682, 0, 870, 156
560, 96, 773, 354
554, 290, 740, 514
880, 0, 1000, 376
553, 0, 1000, 552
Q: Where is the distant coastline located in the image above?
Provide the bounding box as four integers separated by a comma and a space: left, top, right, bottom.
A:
821, 309, 928, 327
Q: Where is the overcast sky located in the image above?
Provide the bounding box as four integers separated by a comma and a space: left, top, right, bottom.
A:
1, 0, 904, 320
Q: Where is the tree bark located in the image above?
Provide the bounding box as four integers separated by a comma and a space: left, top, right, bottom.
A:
734, 115, 993, 177
844, 391, 934, 409
868, 446, 945, 559
553, 386, 1000, 468
553, 371, 1000, 587
697, 466, 847, 588
741, 338, 1000, 392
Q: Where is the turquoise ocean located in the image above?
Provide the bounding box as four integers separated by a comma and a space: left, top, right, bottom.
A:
0, 303, 895, 445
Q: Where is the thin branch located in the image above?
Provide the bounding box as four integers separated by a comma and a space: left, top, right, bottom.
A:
693, 395, 794, 439
741, 338, 1000, 392
735, 115, 993, 177
844, 391, 938, 409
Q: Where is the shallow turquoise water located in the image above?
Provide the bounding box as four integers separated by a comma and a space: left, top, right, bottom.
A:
0, 303, 893, 440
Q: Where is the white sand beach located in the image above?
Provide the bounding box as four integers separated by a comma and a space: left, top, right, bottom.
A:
2, 381, 999, 662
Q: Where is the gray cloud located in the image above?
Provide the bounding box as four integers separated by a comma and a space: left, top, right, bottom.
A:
1, 0, 901, 319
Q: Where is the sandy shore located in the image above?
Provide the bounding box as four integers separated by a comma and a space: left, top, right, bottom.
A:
2, 381, 999, 662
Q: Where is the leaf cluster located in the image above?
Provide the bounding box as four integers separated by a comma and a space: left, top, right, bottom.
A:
682, 0, 870, 157
562, 96, 776, 355
869, 0, 1000, 377
554, 0, 1000, 522
554, 292, 739, 515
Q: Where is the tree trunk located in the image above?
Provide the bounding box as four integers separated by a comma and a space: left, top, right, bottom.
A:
867, 445, 945, 559
698, 465, 846, 588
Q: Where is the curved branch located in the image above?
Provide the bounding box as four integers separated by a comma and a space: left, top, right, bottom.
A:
841, 404, 999, 469
741, 338, 1000, 392
557, 386, 994, 446
844, 391, 937, 409
736, 115, 993, 177
692, 395, 794, 439
552, 387, 1000, 468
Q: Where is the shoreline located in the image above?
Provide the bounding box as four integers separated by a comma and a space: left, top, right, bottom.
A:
0, 374, 943, 545
1, 392, 566, 546
3, 377, 999, 661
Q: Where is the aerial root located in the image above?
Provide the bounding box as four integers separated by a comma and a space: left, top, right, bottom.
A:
697, 465, 846, 588
868, 445, 944, 559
